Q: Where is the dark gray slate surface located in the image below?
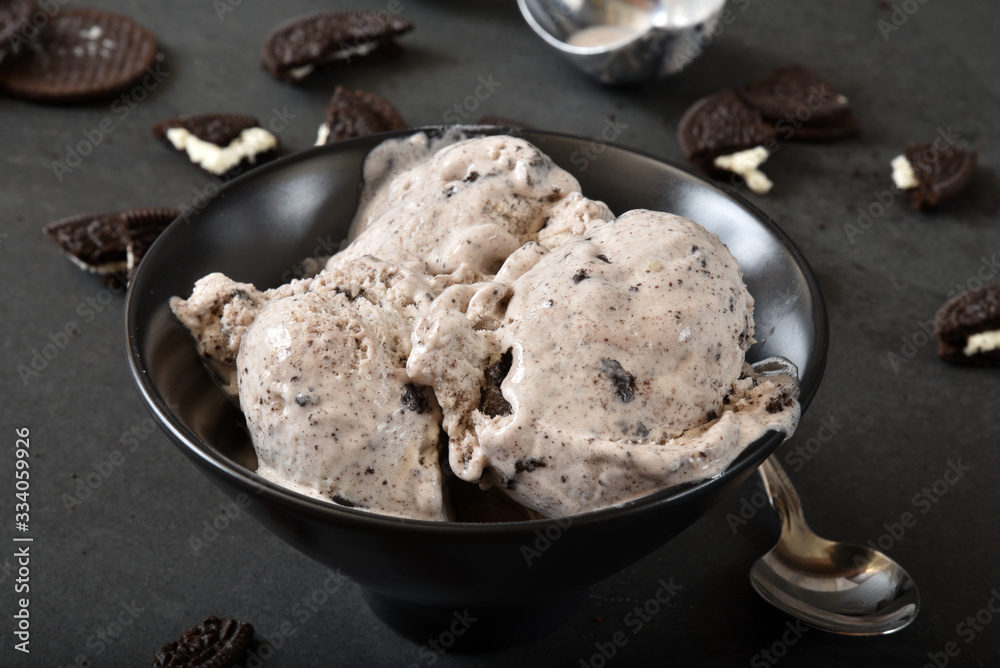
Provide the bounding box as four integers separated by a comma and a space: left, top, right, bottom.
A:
1, 0, 998, 666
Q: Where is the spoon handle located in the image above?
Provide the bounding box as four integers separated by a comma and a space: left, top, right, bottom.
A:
757, 456, 811, 535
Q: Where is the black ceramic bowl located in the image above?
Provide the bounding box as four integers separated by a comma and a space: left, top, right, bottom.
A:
125, 127, 827, 649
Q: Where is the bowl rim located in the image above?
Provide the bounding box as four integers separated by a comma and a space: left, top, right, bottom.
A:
124, 125, 829, 535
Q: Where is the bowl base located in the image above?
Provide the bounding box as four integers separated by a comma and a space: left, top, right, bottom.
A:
361, 587, 586, 652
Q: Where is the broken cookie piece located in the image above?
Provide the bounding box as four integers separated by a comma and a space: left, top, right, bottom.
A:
261, 10, 412, 84
677, 89, 776, 194
891, 143, 976, 209
43, 207, 180, 285
123, 207, 180, 279
934, 282, 1000, 367
736, 64, 861, 141
152, 113, 278, 179
315, 86, 406, 145
151, 615, 254, 668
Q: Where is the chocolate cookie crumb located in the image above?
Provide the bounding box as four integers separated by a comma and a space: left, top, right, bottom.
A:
514, 458, 547, 473
481, 349, 514, 417
599, 358, 636, 403
401, 383, 429, 414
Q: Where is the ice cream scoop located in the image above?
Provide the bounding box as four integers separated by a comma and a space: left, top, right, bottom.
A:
518, 0, 727, 84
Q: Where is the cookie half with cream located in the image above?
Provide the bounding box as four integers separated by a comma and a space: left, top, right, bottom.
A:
315, 86, 406, 145
678, 89, 777, 194
891, 143, 976, 209
934, 283, 1000, 367
736, 65, 861, 142
261, 11, 412, 85
153, 113, 278, 180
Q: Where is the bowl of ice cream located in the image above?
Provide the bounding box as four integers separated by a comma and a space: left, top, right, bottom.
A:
125, 126, 827, 649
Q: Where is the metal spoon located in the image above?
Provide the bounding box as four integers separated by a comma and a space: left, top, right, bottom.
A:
750, 456, 920, 635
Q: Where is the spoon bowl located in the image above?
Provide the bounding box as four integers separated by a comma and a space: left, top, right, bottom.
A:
517, 0, 728, 84
751, 457, 920, 635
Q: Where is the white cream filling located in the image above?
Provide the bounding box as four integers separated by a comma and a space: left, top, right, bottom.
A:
166, 127, 277, 175
964, 330, 1000, 356
288, 42, 380, 80
891, 155, 919, 190
287, 64, 315, 80
713, 146, 773, 195
67, 255, 127, 275
330, 41, 379, 61
315, 123, 330, 146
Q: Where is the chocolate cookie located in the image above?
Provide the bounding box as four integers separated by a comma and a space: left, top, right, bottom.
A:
0, 8, 157, 103
934, 283, 1000, 367
677, 89, 775, 174
315, 86, 406, 145
151, 615, 254, 668
736, 65, 861, 141
0, 0, 34, 64
123, 207, 180, 278
261, 11, 413, 84
153, 113, 278, 179
43, 210, 129, 283
897, 143, 977, 209
44, 207, 180, 284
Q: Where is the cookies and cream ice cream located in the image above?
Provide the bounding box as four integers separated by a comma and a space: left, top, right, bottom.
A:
407, 210, 797, 517
171, 131, 799, 521
330, 133, 613, 285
